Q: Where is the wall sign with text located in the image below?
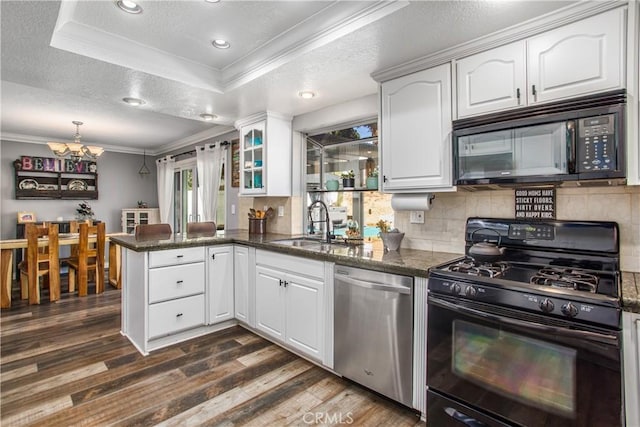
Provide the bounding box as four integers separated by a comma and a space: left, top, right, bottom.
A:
515, 188, 555, 220
13, 156, 98, 200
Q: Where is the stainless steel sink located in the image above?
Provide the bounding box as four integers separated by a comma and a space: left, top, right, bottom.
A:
271, 238, 336, 252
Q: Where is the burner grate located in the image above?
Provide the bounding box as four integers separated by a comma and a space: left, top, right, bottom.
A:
530, 267, 598, 293
446, 259, 508, 278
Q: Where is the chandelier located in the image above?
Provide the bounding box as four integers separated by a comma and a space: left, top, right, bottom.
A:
47, 121, 104, 163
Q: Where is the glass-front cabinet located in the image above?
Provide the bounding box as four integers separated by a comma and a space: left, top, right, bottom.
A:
241, 122, 265, 194
234, 112, 292, 197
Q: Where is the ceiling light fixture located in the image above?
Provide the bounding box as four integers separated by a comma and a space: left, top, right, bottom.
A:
138, 150, 150, 175
116, 0, 143, 14
199, 113, 217, 121
47, 121, 104, 163
212, 39, 230, 49
298, 91, 316, 99
123, 97, 145, 106
204, 0, 220, 3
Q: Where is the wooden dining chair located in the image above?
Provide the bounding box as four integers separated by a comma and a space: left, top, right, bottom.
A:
67, 222, 105, 297
186, 221, 216, 238
134, 223, 172, 240
18, 223, 60, 304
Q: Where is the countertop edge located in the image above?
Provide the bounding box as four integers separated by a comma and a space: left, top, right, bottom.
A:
109, 233, 640, 313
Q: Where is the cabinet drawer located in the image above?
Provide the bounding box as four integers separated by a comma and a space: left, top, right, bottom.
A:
256, 249, 324, 279
149, 247, 204, 268
148, 294, 205, 339
148, 263, 205, 303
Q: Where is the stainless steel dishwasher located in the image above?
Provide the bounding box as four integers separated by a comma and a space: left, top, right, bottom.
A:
334, 265, 413, 407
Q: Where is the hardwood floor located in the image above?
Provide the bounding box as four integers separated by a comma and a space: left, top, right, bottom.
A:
1, 282, 424, 426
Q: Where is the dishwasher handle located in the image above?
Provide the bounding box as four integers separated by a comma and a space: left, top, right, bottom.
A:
335, 274, 411, 294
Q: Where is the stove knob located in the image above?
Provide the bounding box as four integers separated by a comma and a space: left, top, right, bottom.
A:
561, 303, 579, 318
539, 298, 554, 313
465, 286, 477, 297
450, 283, 461, 295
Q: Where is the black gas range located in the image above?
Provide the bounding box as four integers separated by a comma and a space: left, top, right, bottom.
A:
426, 218, 623, 427
428, 217, 622, 329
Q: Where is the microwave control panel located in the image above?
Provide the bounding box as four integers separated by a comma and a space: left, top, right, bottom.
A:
576, 114, 616, 172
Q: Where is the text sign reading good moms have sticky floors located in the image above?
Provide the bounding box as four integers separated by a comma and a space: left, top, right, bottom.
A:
515, 188, 556, 220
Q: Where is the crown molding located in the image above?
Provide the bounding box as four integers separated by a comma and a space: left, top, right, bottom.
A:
371, 0, 627, 83
1, 132, 145, 155
154, 125, 236, 155
222, 0, 408, 92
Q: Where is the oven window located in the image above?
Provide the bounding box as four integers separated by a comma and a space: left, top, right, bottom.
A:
452, 320, 576, 418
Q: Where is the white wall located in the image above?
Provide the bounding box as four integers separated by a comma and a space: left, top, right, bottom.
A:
1, 140, 158, 238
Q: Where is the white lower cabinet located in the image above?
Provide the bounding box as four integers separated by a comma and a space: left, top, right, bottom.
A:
255, 250, 325, 361
623, 311, 640, 427
207, 245, 234, 324
122, 246, 207, 355
233, 245, 252, 325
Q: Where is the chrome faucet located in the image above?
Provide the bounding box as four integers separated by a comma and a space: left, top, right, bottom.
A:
308, 200, 333, 243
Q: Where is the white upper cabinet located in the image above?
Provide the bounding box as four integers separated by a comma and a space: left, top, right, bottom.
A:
455, 8, 625, 118
528, 8, 625, 105
234, 112, 292, 197
456, 41, 527, 118
380, 63, 454, 192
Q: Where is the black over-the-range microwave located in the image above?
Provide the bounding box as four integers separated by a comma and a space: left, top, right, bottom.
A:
452, 90, 626, 188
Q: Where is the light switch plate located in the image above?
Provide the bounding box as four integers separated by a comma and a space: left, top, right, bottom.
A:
278, 206, 284, 217
410, 210, 425, 224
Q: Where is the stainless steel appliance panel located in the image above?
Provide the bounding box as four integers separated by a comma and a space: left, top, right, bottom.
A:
334, 265, 413, 406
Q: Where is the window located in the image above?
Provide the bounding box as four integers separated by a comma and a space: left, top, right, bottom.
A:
305, 122, 393, 240
172, 156, 225, 234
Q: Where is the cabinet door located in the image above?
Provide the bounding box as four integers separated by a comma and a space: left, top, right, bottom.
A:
456, 41, 526, 118
207, 246, 234, 324
284, 272, 324, 360
527, 8, 625, 105
255, 265, 285, 340
240, 121, 266, 195
381, 63, 453, 192
234, 246, 249, 324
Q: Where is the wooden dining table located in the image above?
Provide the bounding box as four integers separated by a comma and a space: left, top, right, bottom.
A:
0, 232, 128, 308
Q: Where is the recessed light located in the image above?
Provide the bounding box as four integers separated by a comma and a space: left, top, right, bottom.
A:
298, 91, 316, 99
212, 39, 230, 49
122, 97, 145, 106
199, 113, 217, 121
204, 0, 220, 3
116, 0, 143, 14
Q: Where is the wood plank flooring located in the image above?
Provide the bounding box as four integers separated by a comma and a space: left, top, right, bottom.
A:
1, 282, 424, 426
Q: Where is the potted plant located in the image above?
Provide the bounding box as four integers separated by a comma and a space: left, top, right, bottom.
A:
366, 167, 379, 190
76, 201, 95, 221
340, 170, 355, 189
376, 219, 404, 251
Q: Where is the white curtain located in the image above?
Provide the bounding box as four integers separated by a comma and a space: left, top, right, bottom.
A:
196, 143, 225, 222
156, 155, 175, 225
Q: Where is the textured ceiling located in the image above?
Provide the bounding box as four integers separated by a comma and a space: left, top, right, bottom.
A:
1, 0, 575, 155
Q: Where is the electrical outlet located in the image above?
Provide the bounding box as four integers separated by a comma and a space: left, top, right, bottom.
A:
410, 210, 425, 224
278, 206, 284, 217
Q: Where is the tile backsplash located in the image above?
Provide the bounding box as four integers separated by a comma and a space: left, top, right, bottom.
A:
394, 186, 640, 272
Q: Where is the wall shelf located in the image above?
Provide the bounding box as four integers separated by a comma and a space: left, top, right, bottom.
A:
14, 157, 98, 200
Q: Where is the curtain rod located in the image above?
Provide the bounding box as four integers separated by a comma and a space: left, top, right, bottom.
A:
170, 140, 230, 159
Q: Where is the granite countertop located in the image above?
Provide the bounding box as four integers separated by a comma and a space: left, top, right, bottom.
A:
109, 231, 640, 312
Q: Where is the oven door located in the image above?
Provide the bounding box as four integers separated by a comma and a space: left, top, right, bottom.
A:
427, 294, 622, 427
